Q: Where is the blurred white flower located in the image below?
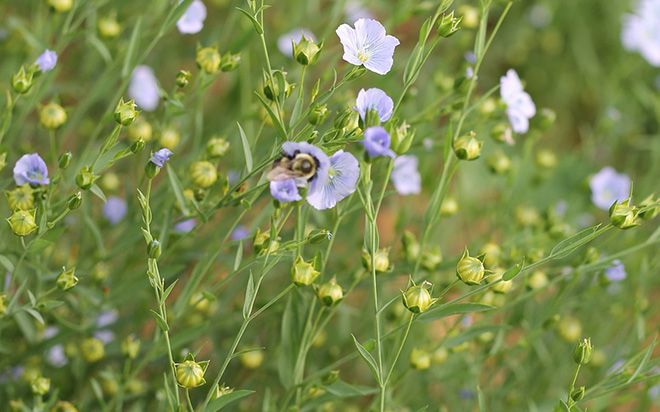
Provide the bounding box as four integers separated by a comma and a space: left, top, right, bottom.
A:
129, 65, 160, 111
345, 0, 373, 23
621, 0, 660, 66
500, 69, 536, 134
177, 0, 207, 34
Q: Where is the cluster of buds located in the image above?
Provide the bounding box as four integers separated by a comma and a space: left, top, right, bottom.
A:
402, 280, 438, 314
175, 354, 209, 389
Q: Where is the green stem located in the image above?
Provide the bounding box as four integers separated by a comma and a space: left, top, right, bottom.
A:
384, 313, 414, 385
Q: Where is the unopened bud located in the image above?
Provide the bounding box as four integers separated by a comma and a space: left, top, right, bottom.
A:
206, 137, 230, 157
67, 192, 82, 210
220, 52, 241, 71
571, 386, 585, 402
573, 338, 593, 365
402, 280, 437, 313
437, 11, 462, 37
263, 70, 293, 101
176, 70, 192, 88
127, 118, 153, 142
76, 166, 97, 190
98, 14, 121, 39
48, 0, 72, 12
148, 240, 161, 259
40, 102, 67, 129
453, 132, 482, 160
410, 347, 432, 370
31, 376, 50, 395
317, 278, 343, 306
456, 248, 485, 285
440, 196, 458, 216
12, 66, 34, 94
638, 194, 659, 220
294, 36, 322, 65
420, 247, 442, 272
121, 335, 140, 359
535, 149, 557, 169
58, 152, 72, 169
114, 98, 139, 126
391, 121, 415, 155
175, 356, 209, 388
609, 198, 640, 230
56, 266, 79, 290
130, 138, 146, 154
362, 248, 391, 273
7, 210, 37, 236
308, 104, 329, 126
401, 231, 420, 263
190, 161, 218, 189
291, 255, 320, 286
196, 47, 221, 74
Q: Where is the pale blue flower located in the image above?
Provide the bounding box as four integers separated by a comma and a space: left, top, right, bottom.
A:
589, 167, 631, 211
150, 148, 173, 167
177, 0, 207, 34
103, 196, 127, 225
129, 65, 160, 111
500, 69, 536, 134
43, 326, 59, 339
336, 18, 400, 75
35, 49, 57, 72
14, 153, 49, 185
362, 126, 395, 158
307, 150, 359, 210
231, 225, 250, 241
277, 28, 316, 57
605, 259, 626, 282
281, 142, 330, 194
270, 179, 302, 203
622, 0, 660, 66
355, 88, 393, 122
94, 330, 115, 344
174, 218, 197, 233
391, 155, 421, 195
96, 310, 118, 327
345, 0, 373, 23
47, 344, 68, 367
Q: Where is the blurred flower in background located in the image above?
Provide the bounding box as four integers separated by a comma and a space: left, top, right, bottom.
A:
500, 69, 536, 134
129, 65, 160, 111
174, 218, 197, 233
589, 167, 631, 211
277, 28, 316, 57
391, 155, 421, 195
621, 0, 660, 66
177, 0, 207, 34
103, 197, 128, 225
605, 259, 627, 282
35, 49, 57, 72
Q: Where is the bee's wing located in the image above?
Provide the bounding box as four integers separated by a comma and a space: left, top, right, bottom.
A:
267, 165, 304, 182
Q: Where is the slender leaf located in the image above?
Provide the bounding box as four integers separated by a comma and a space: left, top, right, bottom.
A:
237, 122, 254, 173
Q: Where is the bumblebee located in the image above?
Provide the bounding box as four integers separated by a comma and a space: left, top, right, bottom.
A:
267, 151, 319, 182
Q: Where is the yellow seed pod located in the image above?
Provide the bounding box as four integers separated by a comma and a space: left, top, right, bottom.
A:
48, 0, 73, 12
290, 256, 319, 286
456, 248, 485, 285
175, 359, 209, 388
361, 248, 391, 273
127, 118, 153, 142
239, 350, 264, 369
52, 401, 79, 412
410, 347, 431, 370
159, 127, 181, 150
557, 316, 582, 343
480, 242, 501, 268
535, 149, 557, 169
402, 281, 437, 313
317, 278, 343, 306
206, 137, 230, 157
196, 47, 221, 74
31, 376, 51, 395
515, 206, 541, 227
100, 375, 119, 396
485, 267, 513, 294
190, 161, 218, 188
98, 15, 121, 39
121, 335, 140, 359
458, 5, 479, 29
526, 270, 548, 290
80, 338, 105, 363
432, 347, 448, 364
40, 102, 67, 129
100, 173, 120, 192
6, 185, 35, 210
7, 210, 37, 236
440, 196, 458, 216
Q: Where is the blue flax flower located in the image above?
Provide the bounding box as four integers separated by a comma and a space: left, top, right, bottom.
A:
391, 155, 421, 195
129, 65, 160, 111
307, 150, 359, 210
103, 196, 127, 225
14, 153, 50, 185
355, 88, 393, 123
270, 179, 303, 203
177, 0, 207, 35
35, 49, 57, 72
362, 126, 395, 158
336, 18, 399, 75
150, 148, 173, 167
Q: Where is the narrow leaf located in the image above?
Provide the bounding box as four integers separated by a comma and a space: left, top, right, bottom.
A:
206, 389, 255, 411
121, 17, 142, 78
351, 335, 381, 384
237, 122, 253, 173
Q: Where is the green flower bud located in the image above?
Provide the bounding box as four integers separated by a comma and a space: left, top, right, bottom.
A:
557, 316, 582, 343
114, 98, 139, 126
130, 138, 146, 154
76, 166, 97, 190
308, 104, 329, 126
573, 337, 593, 365
0, 293, 7, 317
294, 36, 322, 65
526, 270, 548, 290
39, 102, 67, 129
67, 192, 82, 210
345, 66, 367, 82
81, 337, 105, 362
402, 280, 437, 313
176, 70, 192, 88
12, 66, 34, 94
59, 151, 72, 169
175, 356, 209, 388
439, 196, 458, 217
317, 278, 343, 306
214, 384, 234, 399
609, 198, 640, 230
239, 349, 264, 369
220, 52, 241, 71
191, 161, 218, 188
453, 132, 482, 160
491, 123, 513, 144
145, 161, 160, 179
486, 151, 512, 175
98, 14, 121, 39
401, 230, 420, 263
334, 106, 360, 131
148, 240, 161, 259
56, 266, 79, 290
535, 149, 557, 169
306, 229, 330, 244
362, 248, 392, 273
638, 194, 659, 220
410, 347, 431, 370
432, 347, 449, 364
48, 0, 73, 12
571, 386, 585, 402
7, 210, 37, 236
31, 376, 50, 395
263, 70, 293, 101
206, 137, 230, 157
6, 185, 35, 211
196, 46, 221, 74
127, 118, 153, 142
420, 247, 442, 272
437, 11, 462, 37
391, 122, 415, 155
456, 248, 485, 285
121, 335, 140, 359
291, 255, 320, 286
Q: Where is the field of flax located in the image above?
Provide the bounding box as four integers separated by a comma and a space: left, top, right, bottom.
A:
0, 0, 659, 411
